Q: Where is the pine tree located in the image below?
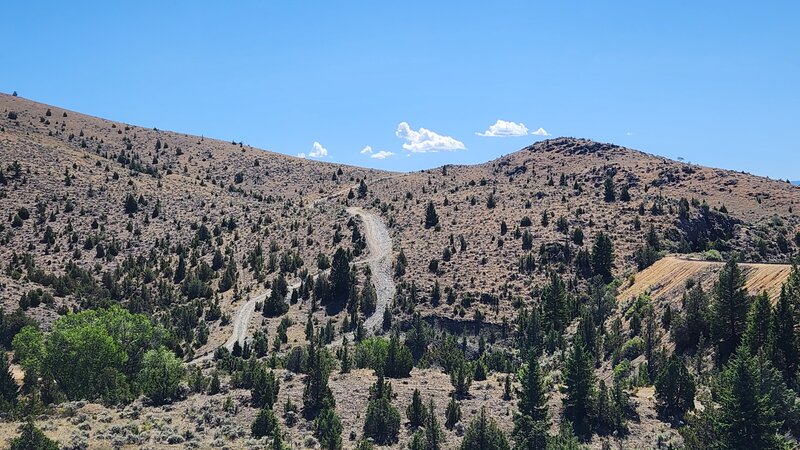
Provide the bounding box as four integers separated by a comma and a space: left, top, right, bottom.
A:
459, 407, 511, 450
251, 407, 278, 437
716, 351, 781, 449
741, 292, 773, 357
0, 351, 18, 411
340, 337, 351, 374
450, 359, 472, 399
425, 399, 445, 450
124, 193, 138, 214
771, 285, 797, 382
711, 259, 750, 364
513, 351, 549, 450
329, 248, 351, 302
385, 331, 413, 378
541, 272, 567, 333
357, 179, 368, 199
603, 176, 615, 202
445, 396, 461, 429
303, 339, 334, 419
174, 253, 186, 283
8, 419, 59, 450
655, 354, 695, 418
425, 201, 439, 229
363, 370, 401, 445
315, 407, 343, 450
563, 338, 595, 429
407, 389, 427, 429
671, 283, 710, 352
591, 232, 614, 283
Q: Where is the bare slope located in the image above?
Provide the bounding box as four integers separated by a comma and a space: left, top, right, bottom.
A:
618, 255, 792, 304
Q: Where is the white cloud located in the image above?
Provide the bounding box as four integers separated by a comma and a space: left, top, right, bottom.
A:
476, 119, 529, 137
370, 150, 394, 160
309, 141, 328, 158
531, 127, 551, 136
360, 145, 373, 154
396, 122, 465, 153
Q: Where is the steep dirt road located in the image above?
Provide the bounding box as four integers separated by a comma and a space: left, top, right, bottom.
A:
347, 207, 395, 333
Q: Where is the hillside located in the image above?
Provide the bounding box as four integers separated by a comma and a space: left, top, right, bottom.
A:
2, 94, 800, 449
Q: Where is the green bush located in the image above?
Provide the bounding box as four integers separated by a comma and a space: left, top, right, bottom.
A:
620, 337, 644, 360
138, 347, 184, 405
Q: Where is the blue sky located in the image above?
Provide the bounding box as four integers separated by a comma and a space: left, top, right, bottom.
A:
2, 1, 798, 179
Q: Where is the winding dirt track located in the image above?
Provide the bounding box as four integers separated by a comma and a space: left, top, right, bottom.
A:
192, 206, 393, 363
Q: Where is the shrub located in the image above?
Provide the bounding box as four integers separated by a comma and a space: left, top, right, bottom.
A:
252, 407, 278, 437
138, 347, 184, 405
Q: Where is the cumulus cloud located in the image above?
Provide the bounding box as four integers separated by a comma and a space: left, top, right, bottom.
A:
396, 122, 466, 153
531, 127, 551, 136
360, 145, 373, 154
370, 150, 394, 160
476, 119, 530, 137
297, 141, 328, 158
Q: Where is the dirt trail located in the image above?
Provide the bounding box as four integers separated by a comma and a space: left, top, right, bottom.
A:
347, 207, 395, 333
192, 206, 394, 363
618, 255, 792, 304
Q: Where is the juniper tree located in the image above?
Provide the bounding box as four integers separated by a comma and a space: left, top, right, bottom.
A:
425, 201, 439, 229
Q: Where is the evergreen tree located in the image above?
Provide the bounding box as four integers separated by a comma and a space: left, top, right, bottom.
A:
329, 248, 351, 302
450, 359, 472, 399
741, 292, 773, 357
563, 338, 595, 429
603, 177, 615, 202
425, 201, 439, 229
303, 339, 334, 419
654, 354, 695, 418
541, 272, 567, 333
263, 288, 289, 317
771, 285, 798, 382
445, 396, 461, 429
591, 232, 614, 283
518, 352, 547, 422
251, 407, 278, 437
716, 351, 782, 449
363, 370, 401, 445
406, 388, 427, 429
671, 283, 711, 352
124, 193, 139, 214
459, 407, 511, 450
8, 419, 59, 450
425, 399, 445, 450
711, 259, 750, 364
385, 332, 414, 378
174, 253, 186, 283
513, 351, 549, 450
357, 179, 368, 199
212, 249, 225, 271
0, 351, 18, 411
315, 407, 343, 450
